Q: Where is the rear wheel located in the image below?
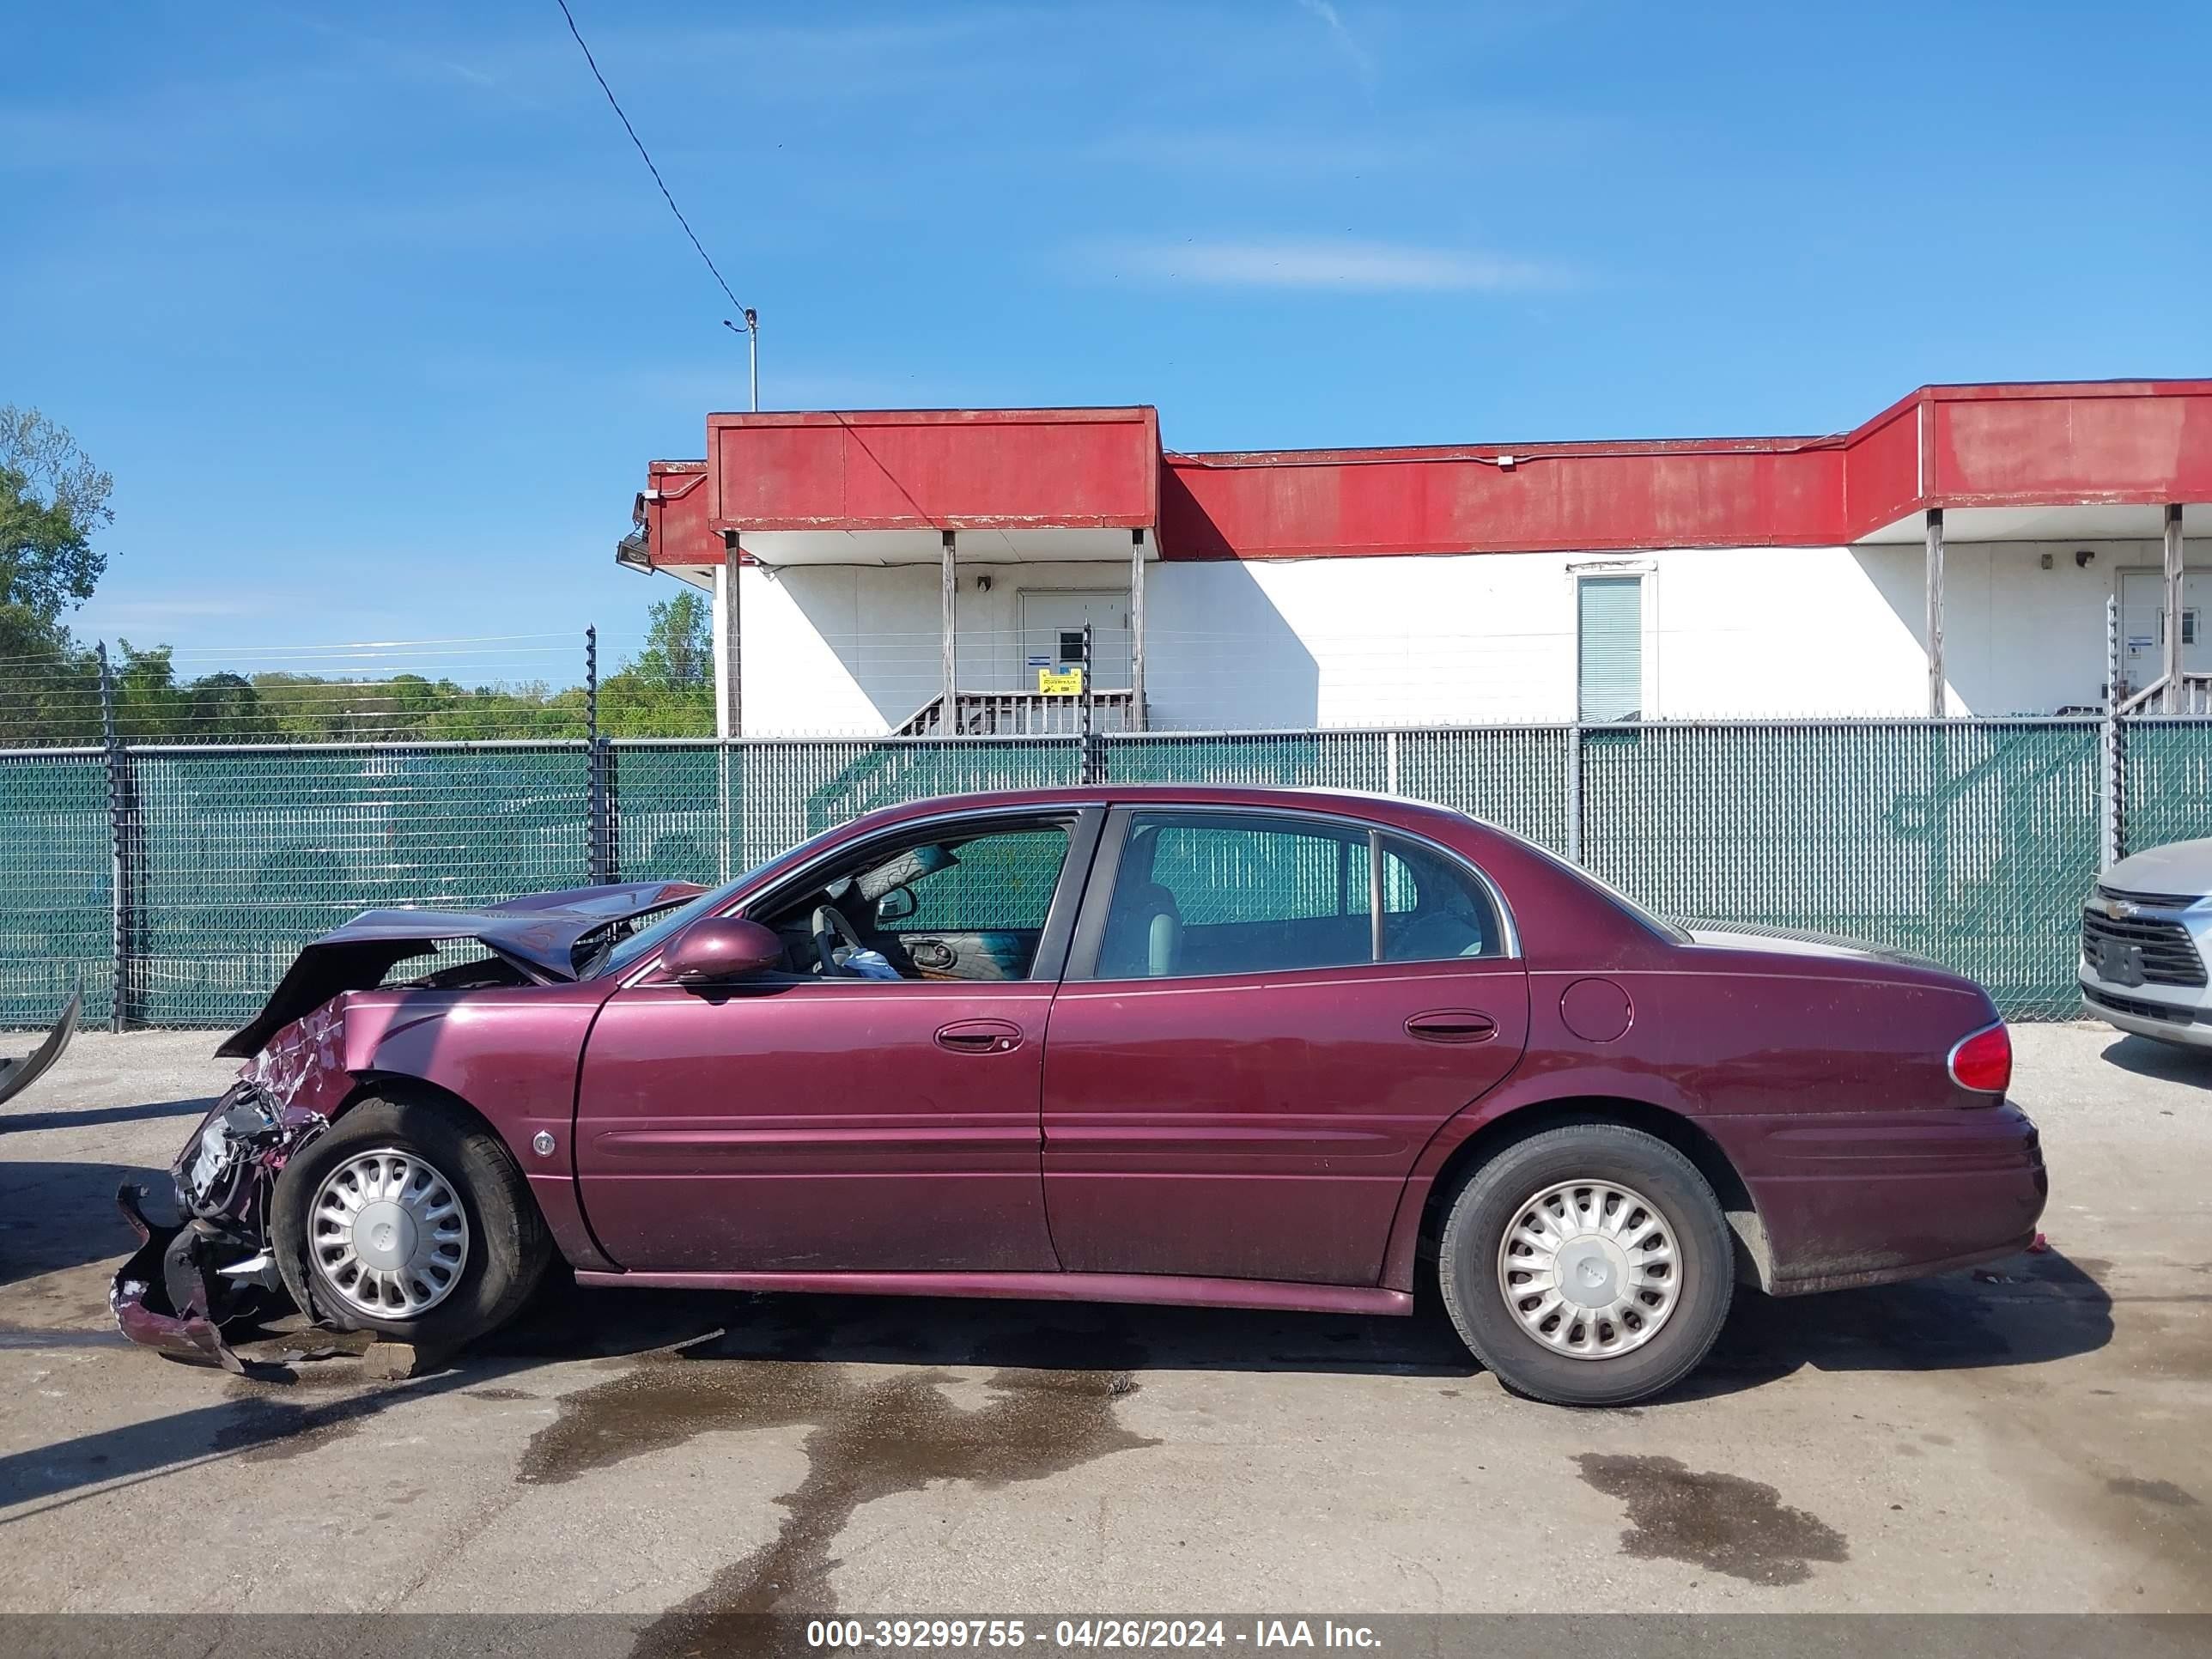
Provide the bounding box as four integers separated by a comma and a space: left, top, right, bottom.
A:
272, 1093, 550, 1350
1437, 1123, 1733, 1406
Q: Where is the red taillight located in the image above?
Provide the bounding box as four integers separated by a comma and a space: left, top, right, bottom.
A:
1948, 1022, 2012, 1095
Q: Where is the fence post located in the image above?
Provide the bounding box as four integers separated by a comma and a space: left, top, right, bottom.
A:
1385, 729, 1401, 797
2101, 595, 2125, 870
585, 626, 614, 884
1079, 623, 1101, 785
97, 644, 133, 1033
718, 740, 733, 884
1565, 722, 1584, 865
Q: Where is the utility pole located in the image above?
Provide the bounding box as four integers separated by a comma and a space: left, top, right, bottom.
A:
712, 309, 758, 743
724, 309, 759, 411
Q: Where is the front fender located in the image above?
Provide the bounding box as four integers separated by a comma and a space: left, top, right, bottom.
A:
333, 982, 623, 1273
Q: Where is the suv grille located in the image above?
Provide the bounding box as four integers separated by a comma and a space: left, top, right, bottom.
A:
2081, 910, 2209, 988
2083, 986, 2196, 1024
2097, 885, 2203, 909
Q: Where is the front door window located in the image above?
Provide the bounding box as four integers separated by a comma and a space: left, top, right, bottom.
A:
755, 821, 1073, 982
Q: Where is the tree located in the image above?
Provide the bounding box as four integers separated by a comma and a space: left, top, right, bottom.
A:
602, 590, 715, 737
184, 672, 273, 739
0, 406, 114, 623
629, 591, 712, 690
0, 408, 114, 744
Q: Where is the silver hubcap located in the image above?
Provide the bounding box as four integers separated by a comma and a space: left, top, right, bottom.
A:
1496, 1178, 1680, 1360
310, 1148, 470, 1319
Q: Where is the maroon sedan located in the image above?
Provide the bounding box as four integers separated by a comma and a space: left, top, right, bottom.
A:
114, 785, 2045, 1406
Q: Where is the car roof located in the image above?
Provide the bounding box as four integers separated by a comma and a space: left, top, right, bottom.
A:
842, 782, 1493, 842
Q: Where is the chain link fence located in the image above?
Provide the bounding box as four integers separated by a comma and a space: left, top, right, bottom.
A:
0, 717, 2200, 1030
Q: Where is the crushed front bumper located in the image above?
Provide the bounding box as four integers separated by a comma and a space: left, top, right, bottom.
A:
110, 1080, 314, 1367
110, 1184, 246, 1372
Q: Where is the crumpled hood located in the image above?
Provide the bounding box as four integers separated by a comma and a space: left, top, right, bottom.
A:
215, 879, 702, 1060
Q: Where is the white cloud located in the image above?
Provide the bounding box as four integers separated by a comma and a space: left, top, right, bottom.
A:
1095, 238, 1570, 293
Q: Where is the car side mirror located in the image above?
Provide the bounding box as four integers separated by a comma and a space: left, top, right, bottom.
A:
875, 886, 917, 922
663, 917, 784, 984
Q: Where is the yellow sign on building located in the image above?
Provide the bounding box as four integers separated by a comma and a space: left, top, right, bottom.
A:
1037, 667, 1085, 696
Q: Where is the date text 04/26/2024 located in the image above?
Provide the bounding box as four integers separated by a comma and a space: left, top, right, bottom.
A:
805, 1620, 1382, 1650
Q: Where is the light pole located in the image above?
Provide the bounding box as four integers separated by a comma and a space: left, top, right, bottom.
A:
723, 309, 758, 410
713, 308, 759, 743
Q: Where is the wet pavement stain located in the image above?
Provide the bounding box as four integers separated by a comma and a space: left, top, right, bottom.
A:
516, 1355, 1158, 1647
2108, 1476, 2201, 1509
1575, 1453, 1849, 1587
210, 1389, 385, 1463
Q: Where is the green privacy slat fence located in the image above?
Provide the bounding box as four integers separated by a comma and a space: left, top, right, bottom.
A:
1578, 720, 2105, 1019
1393, 726, 1573, 853
1103, 731, 1391, 792
0, 718, 2204, 1030
1103, 727, 1572, 853
606, 738, 1087, 892
0, 750, 112, 1027
124, 744, 592, 1028
608, 742, 732, 885
2122, 719, 2212, 859
743, 737, 1083, 871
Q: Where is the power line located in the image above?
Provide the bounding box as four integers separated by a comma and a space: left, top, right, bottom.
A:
553, 0, 746, 317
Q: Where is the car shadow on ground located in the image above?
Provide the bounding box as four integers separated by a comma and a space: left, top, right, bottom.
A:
2098, 1032, 2212, 1087
0, 1095, 215, 1136
1683, 1245, 2112, 1399
0, 1248, 2112, 1516
0, 1159, 182, 1286
473, 1243, 2114, 1401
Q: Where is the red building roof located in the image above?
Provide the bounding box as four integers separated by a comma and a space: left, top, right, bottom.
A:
634, 380, 2212, 570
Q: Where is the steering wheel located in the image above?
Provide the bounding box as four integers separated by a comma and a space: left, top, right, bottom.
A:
810, 903, 866, 978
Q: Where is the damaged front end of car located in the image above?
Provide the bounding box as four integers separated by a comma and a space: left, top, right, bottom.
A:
110, 878, 704, 1367
110, 1079, 328, 1371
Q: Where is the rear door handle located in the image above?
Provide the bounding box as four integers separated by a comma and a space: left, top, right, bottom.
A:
1405, 1010, 1498, 1044
935, 1018, 1023, 1054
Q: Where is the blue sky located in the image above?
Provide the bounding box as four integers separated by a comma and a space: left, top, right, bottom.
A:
4, 0, 2208, 670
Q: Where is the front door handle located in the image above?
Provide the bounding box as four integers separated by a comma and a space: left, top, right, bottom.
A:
935, 1018, 1023, 1054
1405, 1010, 1498, 1044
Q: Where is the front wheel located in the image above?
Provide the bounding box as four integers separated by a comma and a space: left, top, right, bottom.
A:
271, 1093, 550, 1350
1437, 1123, 1734, 1406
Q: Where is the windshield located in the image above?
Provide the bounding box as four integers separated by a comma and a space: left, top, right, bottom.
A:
593, 826, 845, 978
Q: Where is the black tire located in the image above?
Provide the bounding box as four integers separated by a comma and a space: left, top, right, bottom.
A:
271, 1092, 550, 1350
1437, 1123, 1733, 1407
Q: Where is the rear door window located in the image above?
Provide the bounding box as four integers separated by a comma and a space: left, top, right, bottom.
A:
1095, 812, 1372, 979
1379, 836, 1505, 962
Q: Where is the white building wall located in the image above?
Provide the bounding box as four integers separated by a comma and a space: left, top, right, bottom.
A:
736, 538, 2200, 734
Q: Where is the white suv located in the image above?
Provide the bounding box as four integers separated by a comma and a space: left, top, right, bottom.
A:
2081, 837, 2212, 1049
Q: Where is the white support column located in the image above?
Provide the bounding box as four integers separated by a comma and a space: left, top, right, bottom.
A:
1129, 527, 1147, 732
1924, 507, 1946, 717
2162, 502, 2185, 714
940, 531, 958, 728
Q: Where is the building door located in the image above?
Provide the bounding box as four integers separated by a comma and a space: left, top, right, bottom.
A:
2119, 569, 2209, 701
1018, 592, 1132, 690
